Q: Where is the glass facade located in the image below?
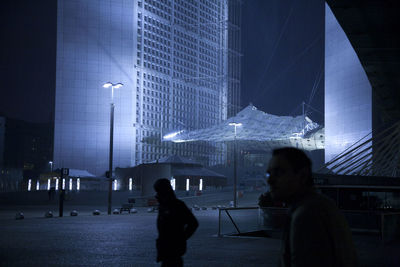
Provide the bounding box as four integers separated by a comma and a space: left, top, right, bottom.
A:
134, 0, 235, 167
324, 4, 372, 163
55, 0, 239, 175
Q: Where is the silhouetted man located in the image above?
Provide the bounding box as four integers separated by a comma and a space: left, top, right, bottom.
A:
267, 147, 357, 267
154, 178, 198, 267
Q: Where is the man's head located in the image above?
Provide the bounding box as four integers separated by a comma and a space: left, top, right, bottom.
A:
267, 147, 313, 202
154, 178, 175, 203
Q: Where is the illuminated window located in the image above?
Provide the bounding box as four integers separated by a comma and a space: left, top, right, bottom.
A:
186, 178, 190, 191
129, 178, 133, 191
28, 179, 32, 191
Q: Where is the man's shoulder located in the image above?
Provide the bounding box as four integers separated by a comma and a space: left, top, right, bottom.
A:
293, 192, 339, 219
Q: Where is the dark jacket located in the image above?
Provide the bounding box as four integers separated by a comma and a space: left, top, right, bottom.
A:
156, 198, 198, 262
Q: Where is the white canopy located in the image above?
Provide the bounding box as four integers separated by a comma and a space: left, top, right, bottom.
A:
163, 105, 324, 151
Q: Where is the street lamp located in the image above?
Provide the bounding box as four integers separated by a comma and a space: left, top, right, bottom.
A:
49, 161, 53, 172
229, 122, 242, 208
103, 82, 123, 215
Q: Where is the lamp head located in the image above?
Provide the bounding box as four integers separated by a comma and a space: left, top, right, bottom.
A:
103, 82, 112, 88
114, 83, 124, 89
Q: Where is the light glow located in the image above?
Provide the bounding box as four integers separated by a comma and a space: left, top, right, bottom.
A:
69, 179, 72, 190
199, 179, 203, 191
114, 83, 123, 89
163, 130, 184, 140
103, 82, 112, 88
28, 179, 31, 191
47, 179, 51, 190
129, 178, 133, 191
36, 180, 40, 191
55, 179, 59, 191
186, 179, 190, 191
77, 178, 80, 191
170, 178, 176, 191
113, 179, 117, 191
62, 179, 65, 190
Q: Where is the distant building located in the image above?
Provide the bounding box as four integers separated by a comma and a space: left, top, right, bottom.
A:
53, 0, 242, 176
1, 118, 53, 179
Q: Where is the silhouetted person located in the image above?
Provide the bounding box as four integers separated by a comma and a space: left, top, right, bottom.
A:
59, 189, 65, 217
154, 178, 198, 267
267, 147, 357, 267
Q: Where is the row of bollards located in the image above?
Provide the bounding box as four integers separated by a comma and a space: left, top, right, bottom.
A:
15, 205, 222, 220
191, 205, 226, 211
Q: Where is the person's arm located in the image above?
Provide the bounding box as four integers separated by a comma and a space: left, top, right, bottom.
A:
182, 204, 198, 240
290, 208, 334, 267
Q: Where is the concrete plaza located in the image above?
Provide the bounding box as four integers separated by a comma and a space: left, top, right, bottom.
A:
0, 203, 399, 266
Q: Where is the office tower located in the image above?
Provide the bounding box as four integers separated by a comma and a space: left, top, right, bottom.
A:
133, 0, 242, 167
54, 0, 240, 176
324, 4, 372, 163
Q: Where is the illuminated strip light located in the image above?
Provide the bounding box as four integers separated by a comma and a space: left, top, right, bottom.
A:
47, 179, 51, 190
129, 178, 133, 191
170, 178, 176, 191
77, 178, 80, 191
62, 179, 66, 190
186, 179, 190, 191
113, 180, 117, 191
69, 179, 72, 190
36, 180, 40, 191
163, 130, 184, 140
199, 179, 203, 191
55, 178, 59, 191
28, 179, 32, 191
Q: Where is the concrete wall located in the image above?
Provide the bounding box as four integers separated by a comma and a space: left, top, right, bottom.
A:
324, 4, 372, 163
54, 0, 136, 176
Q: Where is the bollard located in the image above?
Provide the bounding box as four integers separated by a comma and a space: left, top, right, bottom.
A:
130, 208, 138, 213
93, 210, 101, 215
147, 207, 155, 213
15, 212, 24, 220
113, 208, 120, 214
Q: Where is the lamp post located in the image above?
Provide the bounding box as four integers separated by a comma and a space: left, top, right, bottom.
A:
229, 122, 242, 208
103, 82, 123, 215
49, 161, 53, 172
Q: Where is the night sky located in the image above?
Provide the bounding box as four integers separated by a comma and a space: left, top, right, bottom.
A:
0, 0, 325, 124
241, 0, 325, 124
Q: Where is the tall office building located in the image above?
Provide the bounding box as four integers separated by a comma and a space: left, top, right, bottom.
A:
54, 0, 241, 176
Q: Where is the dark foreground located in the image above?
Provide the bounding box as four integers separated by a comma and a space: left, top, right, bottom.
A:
0, 205, 398, 266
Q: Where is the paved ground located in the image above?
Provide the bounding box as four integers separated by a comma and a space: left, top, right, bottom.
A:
0, 204, 399, 267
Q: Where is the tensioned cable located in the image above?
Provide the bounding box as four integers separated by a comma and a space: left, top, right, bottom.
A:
257, 33, 323, 100
305, 59, 324, 115
252, 0, 297, 98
